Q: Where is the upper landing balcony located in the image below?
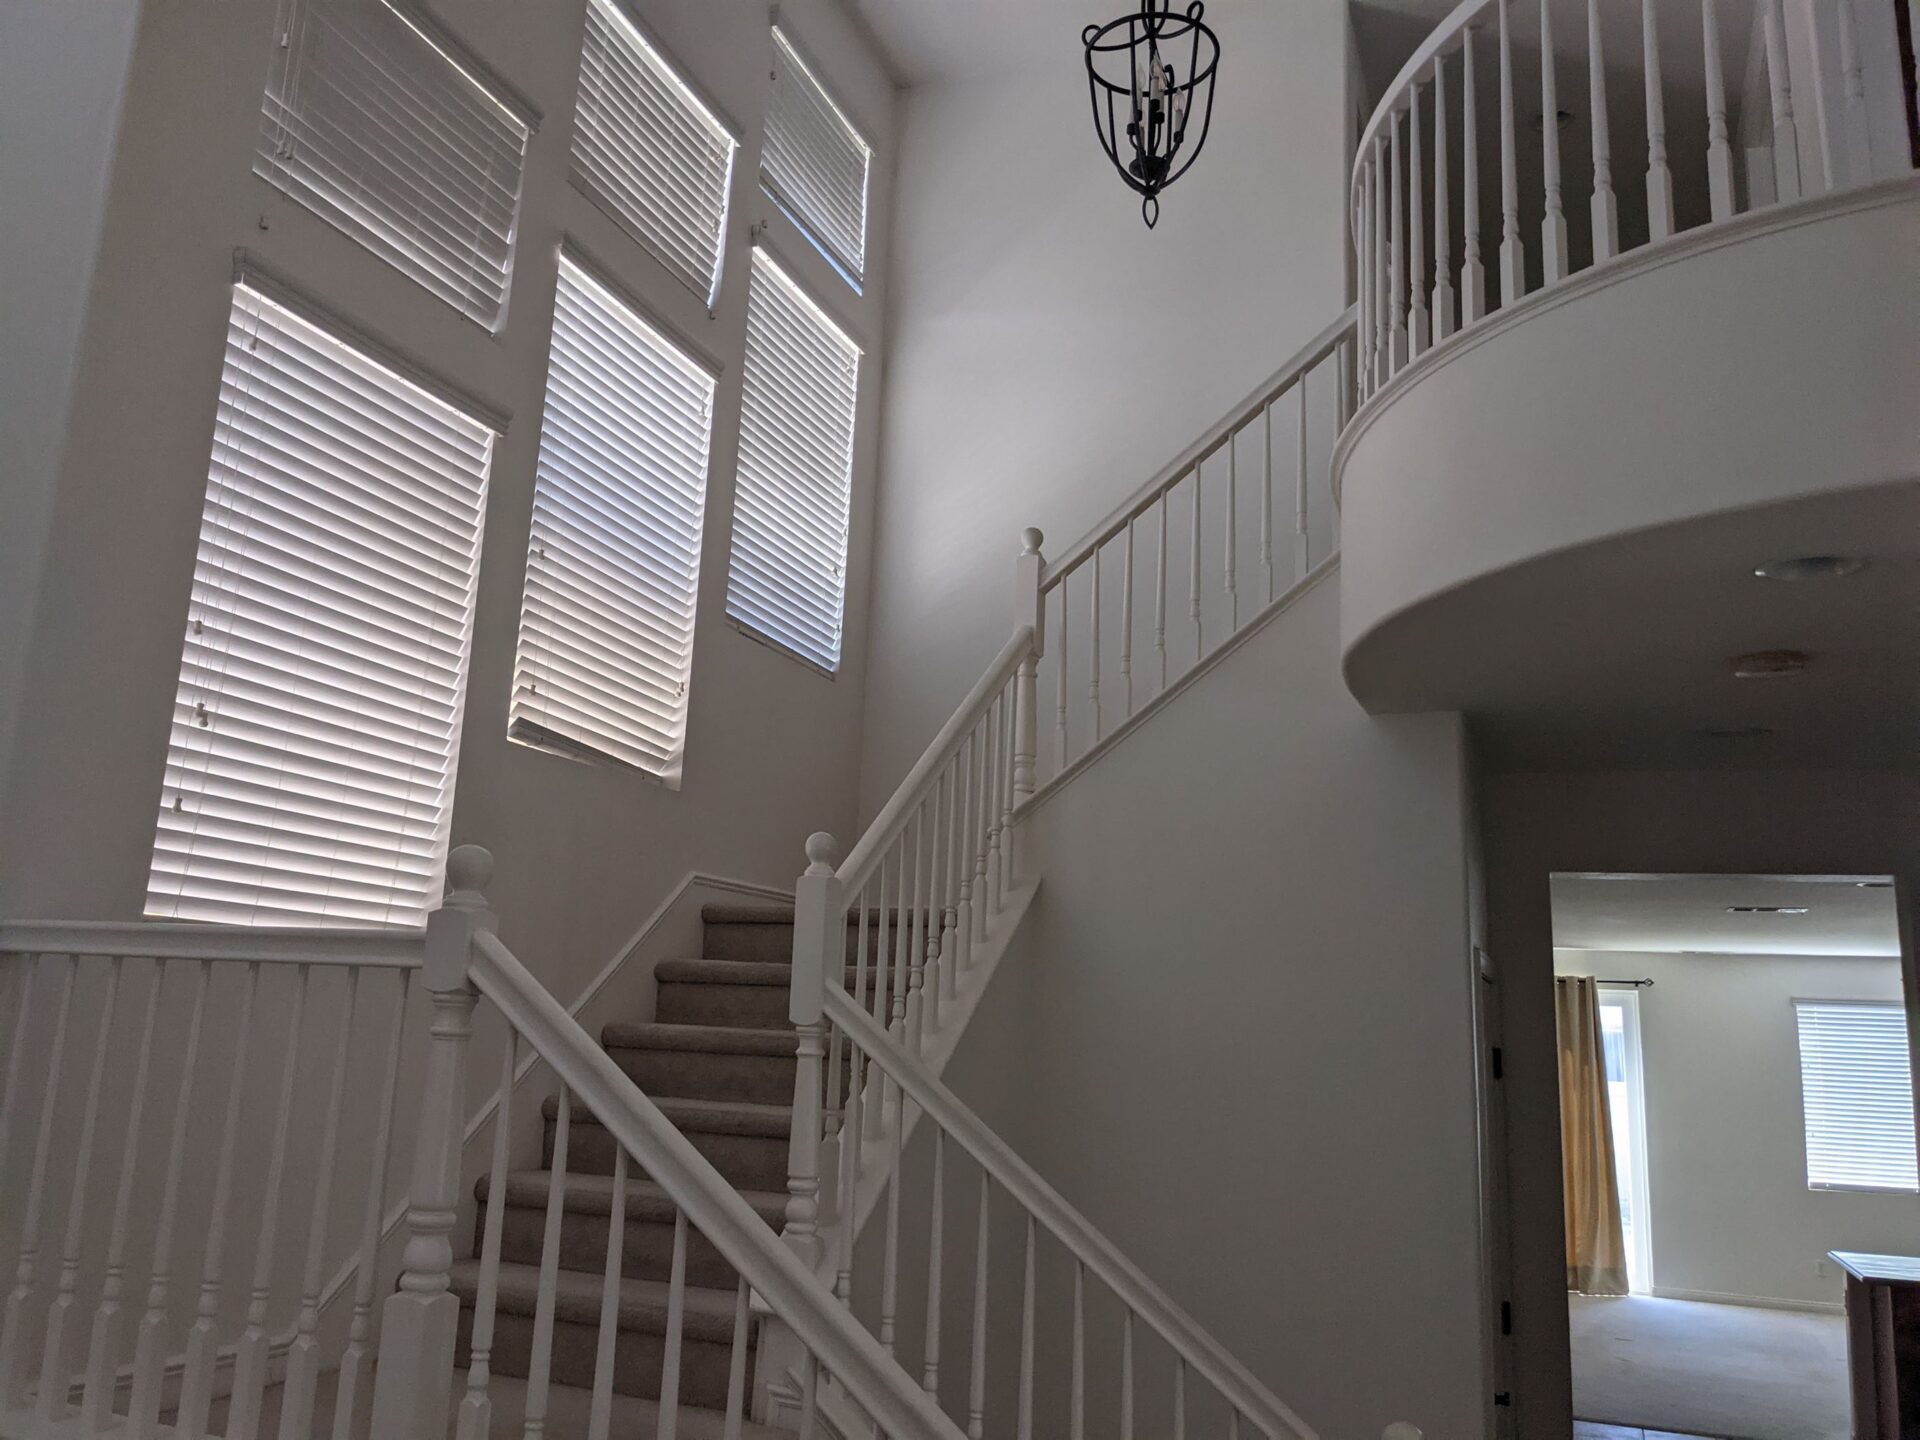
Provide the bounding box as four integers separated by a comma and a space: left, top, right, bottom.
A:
1333, 0, 1919, 769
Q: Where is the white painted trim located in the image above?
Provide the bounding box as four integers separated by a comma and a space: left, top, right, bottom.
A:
1648, 1285, 1844, 1316
1019, 558, 1342, 820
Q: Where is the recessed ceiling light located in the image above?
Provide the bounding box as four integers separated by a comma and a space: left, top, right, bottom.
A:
1730, 649, 1810, 678
1754, 555, 1867, 581
1727, 905, 1810, 915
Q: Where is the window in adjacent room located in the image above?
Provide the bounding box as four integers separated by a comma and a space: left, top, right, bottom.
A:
724, 248, 860, 674
147, 280, 493, 928
1795, 999, 1920, 1192
509, 253, 717, 779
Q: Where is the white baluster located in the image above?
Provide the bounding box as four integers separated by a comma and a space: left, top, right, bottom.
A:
968, 732, 989, 963
1293, 382, 1310, 578
1011, 530, 1043, 883
371, 846, 493, 1440
523, 1088, 571, 1439
905, 805, 927, 1052
1120, 520, 1137, 712
1089, 550, 1104, 741
1174, 1358, 1187, 1440
1017, 1214, 1036, 1440
38, 955, 122, 1426
1070, 1261, 1086, 1440
984, 697, 1004, 919
1188, 470, 1203, 657
0, 955, 72, 1409
1645, 0, 1677, 236
1409, 84, 1430, 353
1357, 159, 1376, 393
996, 684, 1016, 909
1808, 8, 1839, 191
1589, 0, 1620, 260
177, 960, 260, 1439
1540, 0, 1569, 283
128, 960, 210, 1439
587, 1150, 627, 1440
0, 957, 35, 1190
1702, 0, 1736, 220
922, 1129, 945, 1394
658, 1208, 689, 1440
1764, 0, 1802, 200
1433, 54, 1456, 340
1499, 0, 1526, 304
798, 1351, 820, 1440
1120, 1309, 1135, 1440
1372, 135, 1389, 382
1835, 0, 1872, 185
723, 1276, 751, 1440
787, 833, 839, 1270
1053, 581, 1069, 770
1154, 491, 1169, 690
954, 741, 975, 968
835, 1026, 863, 1305
81, 958, 163, 1430
230, 964, 312, 1436
333, 969, 412, 1440
941, 762, 962, 1006
1259, 404, 1274, 604
1462, 27, 1487, 322
967, 1172, 990, 1440
456, 1033, 519, 1440
880, 1090, 904, 1355
279, 968, 363, 1440
1223, 437, 1239, 630
1389, 110, 1408, 369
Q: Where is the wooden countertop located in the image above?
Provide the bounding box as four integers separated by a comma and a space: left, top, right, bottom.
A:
1831, 1250, 1920, 1284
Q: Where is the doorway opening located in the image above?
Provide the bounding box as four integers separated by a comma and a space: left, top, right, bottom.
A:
1551, 871, 1911, 1440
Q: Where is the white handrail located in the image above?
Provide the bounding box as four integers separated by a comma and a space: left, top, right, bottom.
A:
1041, 305, 1358, 589
838, 623, 1034, 894
0, 919, 424, 966
823, 983, 1319, 1440
469, 929, 967, 1440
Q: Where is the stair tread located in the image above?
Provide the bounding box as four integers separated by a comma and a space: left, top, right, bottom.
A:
543, 1091, 794, 1136
601, 1021, 797, 1055
700, 903, 932, 927
450, 1258, 741, 1335
656, 958, 795, 986
479, 1168, 786, 1223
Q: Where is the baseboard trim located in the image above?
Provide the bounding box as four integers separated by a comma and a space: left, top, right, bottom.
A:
1647, 1285, 1844, 1316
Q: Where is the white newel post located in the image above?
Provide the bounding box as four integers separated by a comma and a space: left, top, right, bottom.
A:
1010, 528, 1045, 884
369, 845, 494, 1440
786, 833, 842, 1271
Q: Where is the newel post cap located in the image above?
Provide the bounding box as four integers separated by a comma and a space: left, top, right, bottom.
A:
803, 832, 839, 877
1021, 526, 1044, 556
445, 844, 494, 905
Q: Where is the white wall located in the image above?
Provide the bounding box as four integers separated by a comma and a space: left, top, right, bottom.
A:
0, 0, 896, 1007
905, 574, 1488, 1439
1554, 948, 1919, 1311
1483, 768, 1920, 1440
856, 0, 1355, 812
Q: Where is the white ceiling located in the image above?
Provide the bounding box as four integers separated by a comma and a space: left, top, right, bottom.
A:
841, 0, 1089, 87
1551, 873, 1904, 957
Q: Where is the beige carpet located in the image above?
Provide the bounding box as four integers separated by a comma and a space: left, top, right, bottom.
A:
1570, 1295, 1848, 1440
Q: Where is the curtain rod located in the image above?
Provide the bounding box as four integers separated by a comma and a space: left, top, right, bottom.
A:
1598, 978, 1654, 987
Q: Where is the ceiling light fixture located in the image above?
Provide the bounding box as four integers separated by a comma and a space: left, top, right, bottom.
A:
1753, 555, 1868, 581
1729, 649, 1810, 678
1083, 0, 1219, 228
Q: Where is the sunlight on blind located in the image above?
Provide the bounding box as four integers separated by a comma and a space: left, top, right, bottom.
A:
763, 27, 872, 283
147, 284, 492, 928
725, 249, 859, 673
510, 256, 716, 778
1795, 1000, 1919, 1192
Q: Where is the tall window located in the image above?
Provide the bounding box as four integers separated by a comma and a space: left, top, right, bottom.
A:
572, 0, 737, 306
1795, 1000, 1920, 1192
762, 27, 873, 285
256, 0, 532, 327
148, 282, 493, 928
726, 249, 860, 673
510, 255, 716, 779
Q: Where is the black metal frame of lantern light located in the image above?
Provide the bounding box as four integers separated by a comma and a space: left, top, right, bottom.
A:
1083, 0, 1220, 228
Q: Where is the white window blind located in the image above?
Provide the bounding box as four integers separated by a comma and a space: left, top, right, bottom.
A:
1795, 1000, 1919, 1192
510, 256, 716, 778
256, 0, 531, 328
572, 0, 737, 306
726, 249, 859, 673
147, 283, 492, 929
762, 27, 872, 283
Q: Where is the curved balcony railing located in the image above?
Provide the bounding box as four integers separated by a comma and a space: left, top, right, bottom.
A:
1350, 0, 1915, 410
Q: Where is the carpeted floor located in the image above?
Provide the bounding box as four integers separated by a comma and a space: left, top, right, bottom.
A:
1570, 1294, 1848, 1440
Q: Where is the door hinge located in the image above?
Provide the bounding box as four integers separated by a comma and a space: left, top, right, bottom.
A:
1500, 1300, 1512, 1335
1490, 1046, 1504, 1080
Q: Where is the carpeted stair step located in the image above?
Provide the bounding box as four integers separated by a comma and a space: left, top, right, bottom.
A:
451, 1259, 747, 1406
602, 1021, 802, 1107
699, 903, 935, 964
655, 959, 795, 1030
476, 1169, 786, 1289
544, 1093, 793, 1192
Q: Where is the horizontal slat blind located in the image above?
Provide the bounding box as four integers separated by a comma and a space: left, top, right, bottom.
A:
256, 0, 530, 327
726, 249, 859, 673
147, 283, 492, 928
572, 0, 737, 306
762, 26, 872, 282
511, 256, 716, 777
1795, 1000, 1919, 1192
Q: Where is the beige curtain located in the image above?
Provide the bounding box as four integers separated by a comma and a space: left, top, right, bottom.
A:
1556, 976, 1628, 1296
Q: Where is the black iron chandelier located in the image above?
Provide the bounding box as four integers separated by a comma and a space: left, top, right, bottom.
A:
1082, 0, 1220, 228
